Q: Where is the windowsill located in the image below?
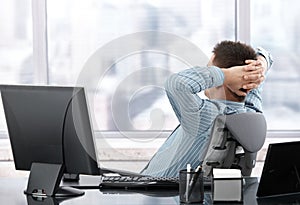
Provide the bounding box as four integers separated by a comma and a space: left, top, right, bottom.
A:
1, 130, 300, 177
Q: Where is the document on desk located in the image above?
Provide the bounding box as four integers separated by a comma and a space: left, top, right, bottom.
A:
212, 168, 243, 202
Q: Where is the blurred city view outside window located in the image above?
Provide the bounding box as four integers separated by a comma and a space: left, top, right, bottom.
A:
0, 0, 300, 134
251, 0, 300, 130
46, 0, 235, 132
0, 0, 33, 130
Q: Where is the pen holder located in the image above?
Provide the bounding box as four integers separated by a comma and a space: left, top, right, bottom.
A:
179, 169, 204, 204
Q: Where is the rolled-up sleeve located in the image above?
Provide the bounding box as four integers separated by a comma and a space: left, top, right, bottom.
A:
256, 47, 274, 70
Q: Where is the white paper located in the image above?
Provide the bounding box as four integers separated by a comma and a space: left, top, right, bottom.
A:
212, 168, 243, 202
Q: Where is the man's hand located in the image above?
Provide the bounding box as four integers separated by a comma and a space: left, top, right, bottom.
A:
222, 60, 264, 96
242, 59, 265, 89
245, 55, 268, 77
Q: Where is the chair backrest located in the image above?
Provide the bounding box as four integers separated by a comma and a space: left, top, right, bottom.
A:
201, 112, 267, 176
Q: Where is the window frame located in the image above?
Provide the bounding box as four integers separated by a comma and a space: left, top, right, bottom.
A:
32, 0, 49, 84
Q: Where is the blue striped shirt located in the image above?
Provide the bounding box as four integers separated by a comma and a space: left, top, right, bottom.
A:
141, 48, 273, 177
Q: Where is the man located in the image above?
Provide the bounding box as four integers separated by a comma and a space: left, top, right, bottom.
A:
140, 40, 273, 177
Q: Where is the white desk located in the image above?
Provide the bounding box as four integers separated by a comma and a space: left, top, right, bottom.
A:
0, 176, 297, 205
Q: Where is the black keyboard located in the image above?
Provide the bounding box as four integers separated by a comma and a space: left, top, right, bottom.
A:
99, 175, 212, 190
100, 176, 179, 189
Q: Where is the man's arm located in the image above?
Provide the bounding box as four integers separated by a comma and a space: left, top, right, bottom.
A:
245, 47, 273, 112
165, 65, 261, 136
165, 66, 223, 136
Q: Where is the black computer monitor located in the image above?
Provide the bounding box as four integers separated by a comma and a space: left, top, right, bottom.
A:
257, 141, 300, 198
0, 85, 100, 197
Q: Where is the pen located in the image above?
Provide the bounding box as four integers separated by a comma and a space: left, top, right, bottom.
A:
189, 165, 202, 186
187, 165, 202, 198
185, 164, 191, 201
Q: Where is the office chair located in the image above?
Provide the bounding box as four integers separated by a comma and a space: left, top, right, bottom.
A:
202, 112, 267, 176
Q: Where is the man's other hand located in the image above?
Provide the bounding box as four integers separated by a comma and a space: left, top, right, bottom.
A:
222, 60, 264, 96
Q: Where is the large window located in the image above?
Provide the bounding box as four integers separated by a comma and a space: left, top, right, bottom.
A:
1, 1, 300, 133
47, 0, 235, 131
1, 0, 300, 175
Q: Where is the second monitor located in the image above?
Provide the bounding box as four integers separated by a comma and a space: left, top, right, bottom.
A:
1, 85, 100, 197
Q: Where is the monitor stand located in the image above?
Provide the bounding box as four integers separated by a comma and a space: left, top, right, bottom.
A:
24, 162, 84, 197
26, 195, 72, 205
27, 195, 59, 205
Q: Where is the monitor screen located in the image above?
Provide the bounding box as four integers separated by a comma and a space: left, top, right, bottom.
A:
257, 141, 300, 198
0, 85, 100, 197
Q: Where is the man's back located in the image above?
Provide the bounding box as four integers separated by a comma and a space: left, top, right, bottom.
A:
141, 66, 249, 177
141, 42, 273, 177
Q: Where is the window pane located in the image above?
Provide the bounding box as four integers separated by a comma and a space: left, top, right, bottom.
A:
0, 0, 33, 130
251, 0, 300, 130
47, 0, 235, 131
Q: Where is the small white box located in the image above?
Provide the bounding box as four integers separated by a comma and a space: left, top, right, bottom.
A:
212, 168, 243, 202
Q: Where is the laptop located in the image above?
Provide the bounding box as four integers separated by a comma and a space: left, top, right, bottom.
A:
256, 141, 300, 198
